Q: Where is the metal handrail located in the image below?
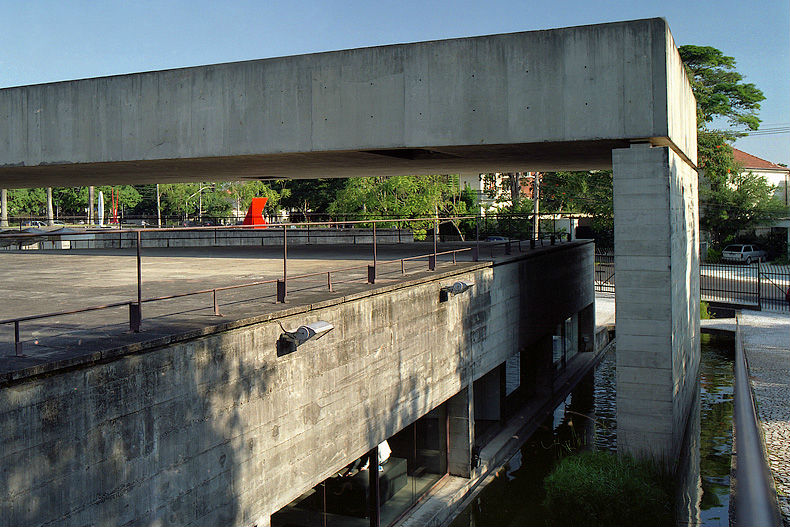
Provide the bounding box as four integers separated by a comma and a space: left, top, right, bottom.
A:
732, 315, 783, 527
1, 214, 499, 356
2, 212, 574, 356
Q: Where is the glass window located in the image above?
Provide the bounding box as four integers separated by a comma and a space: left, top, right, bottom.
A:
552, 314, 579, 372
505, 354, 520, 396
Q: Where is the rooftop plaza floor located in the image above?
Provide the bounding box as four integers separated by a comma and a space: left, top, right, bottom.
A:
0, 240, 581, 382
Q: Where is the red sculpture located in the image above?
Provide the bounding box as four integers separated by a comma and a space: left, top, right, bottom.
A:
242, 197, 268, 228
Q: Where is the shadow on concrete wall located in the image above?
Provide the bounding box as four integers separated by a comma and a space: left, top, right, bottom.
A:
0, 327, 275, 526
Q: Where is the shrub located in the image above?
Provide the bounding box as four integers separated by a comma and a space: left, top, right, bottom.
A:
543, 451, 674, 526
706, 247, 723, 263
701, 301, 711, 320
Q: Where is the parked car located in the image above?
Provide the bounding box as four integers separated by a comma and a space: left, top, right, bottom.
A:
722, 244, 767, 264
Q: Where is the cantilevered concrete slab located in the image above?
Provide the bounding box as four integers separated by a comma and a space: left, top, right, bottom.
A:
0, 18, 695, 188
0, 18, 700, 465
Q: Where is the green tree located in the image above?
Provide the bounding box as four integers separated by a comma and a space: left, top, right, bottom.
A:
276, 178, 346, 218
678, 45, 765, 134
678, 45, 784, 247
6, 188, 47, 216
328, 175, 469, 239
540, 170, 614, 245
52, 187, 88, 216
223, 181, 282, 218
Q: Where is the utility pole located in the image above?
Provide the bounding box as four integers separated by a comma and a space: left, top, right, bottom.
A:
156, 184, 162, 228
1, 189, 8, 227
532, 172, 540, 240
46, 187, 54, 226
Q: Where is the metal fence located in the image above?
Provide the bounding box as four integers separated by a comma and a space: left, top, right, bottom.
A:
594, 252, 615, 293
594, 253, 790, 311
759, 264, 790, 311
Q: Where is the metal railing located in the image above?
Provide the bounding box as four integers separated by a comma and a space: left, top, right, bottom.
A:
0, 216, 491, 357
594, 254, 790, 311
594, 252, 615, 293
732, 316, 783, 526
701, 263, 760, 307
0, 214, 586, 357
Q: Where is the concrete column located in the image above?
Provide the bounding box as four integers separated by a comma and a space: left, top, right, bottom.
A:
46, 187, 54, 225
521, 334, 554, 400
613, 144, 700, 463
578, 303, 595, 353
447, 386, 474, 478
1, 189, 7, 227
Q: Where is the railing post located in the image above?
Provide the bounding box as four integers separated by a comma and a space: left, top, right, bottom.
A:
137, 231, 142, 307
307, 222, 311, 245
373, 222, 377, 277
327, 272, 332, 292
401, 259, 405, 274
505, 241, 512, 255
14, 321, 22, 356
213, 289, 221, 316
129, 302, 141, 333
131, 230, 143, 332
277, 280, 286, 303
433, 218, 438, 265
282, 225, 287, 300
368, 265, 376, 284
757, 260, 762, 309
429, 255, 436, 271
475, 216, 480, 260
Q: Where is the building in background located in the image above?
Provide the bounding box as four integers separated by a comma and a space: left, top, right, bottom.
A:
733, 148, 790, 254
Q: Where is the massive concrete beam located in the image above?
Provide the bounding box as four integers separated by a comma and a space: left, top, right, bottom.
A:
0, 18, 695, 188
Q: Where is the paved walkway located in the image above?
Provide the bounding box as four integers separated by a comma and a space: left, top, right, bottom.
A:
739, 311, 790, 525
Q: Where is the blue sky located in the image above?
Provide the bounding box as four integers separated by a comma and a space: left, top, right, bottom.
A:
1, 0, 787, 164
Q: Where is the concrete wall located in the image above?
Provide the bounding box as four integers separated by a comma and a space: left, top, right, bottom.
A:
0, 242, 593, 526
663, 25, 698, 167
0, 228, 412, 251
613, 144, 700, 462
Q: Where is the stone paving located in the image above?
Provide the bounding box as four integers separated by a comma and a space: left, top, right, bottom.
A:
739, 311, 790, 526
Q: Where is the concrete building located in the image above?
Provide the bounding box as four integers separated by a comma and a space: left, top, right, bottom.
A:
0, 17, 700, 526
459, 172, 538, 215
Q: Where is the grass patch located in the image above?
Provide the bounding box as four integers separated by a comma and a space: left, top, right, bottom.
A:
543, 451, 674, 526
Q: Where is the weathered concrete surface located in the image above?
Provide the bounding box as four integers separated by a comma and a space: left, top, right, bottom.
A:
0, 18, 695, 187
613, 143, 700, 461
0, 242, 593, 526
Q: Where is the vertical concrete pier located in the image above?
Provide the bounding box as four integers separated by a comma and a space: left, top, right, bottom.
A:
613, 143, 700, 461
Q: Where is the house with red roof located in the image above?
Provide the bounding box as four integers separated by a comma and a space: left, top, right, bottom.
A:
732, 148, 790, 254
733, 148, 789, 207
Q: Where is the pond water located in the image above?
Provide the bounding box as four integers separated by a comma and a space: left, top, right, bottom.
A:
449, 334, 734, 527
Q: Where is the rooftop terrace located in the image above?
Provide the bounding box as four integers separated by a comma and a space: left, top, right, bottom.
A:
0, 238, 585, 384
